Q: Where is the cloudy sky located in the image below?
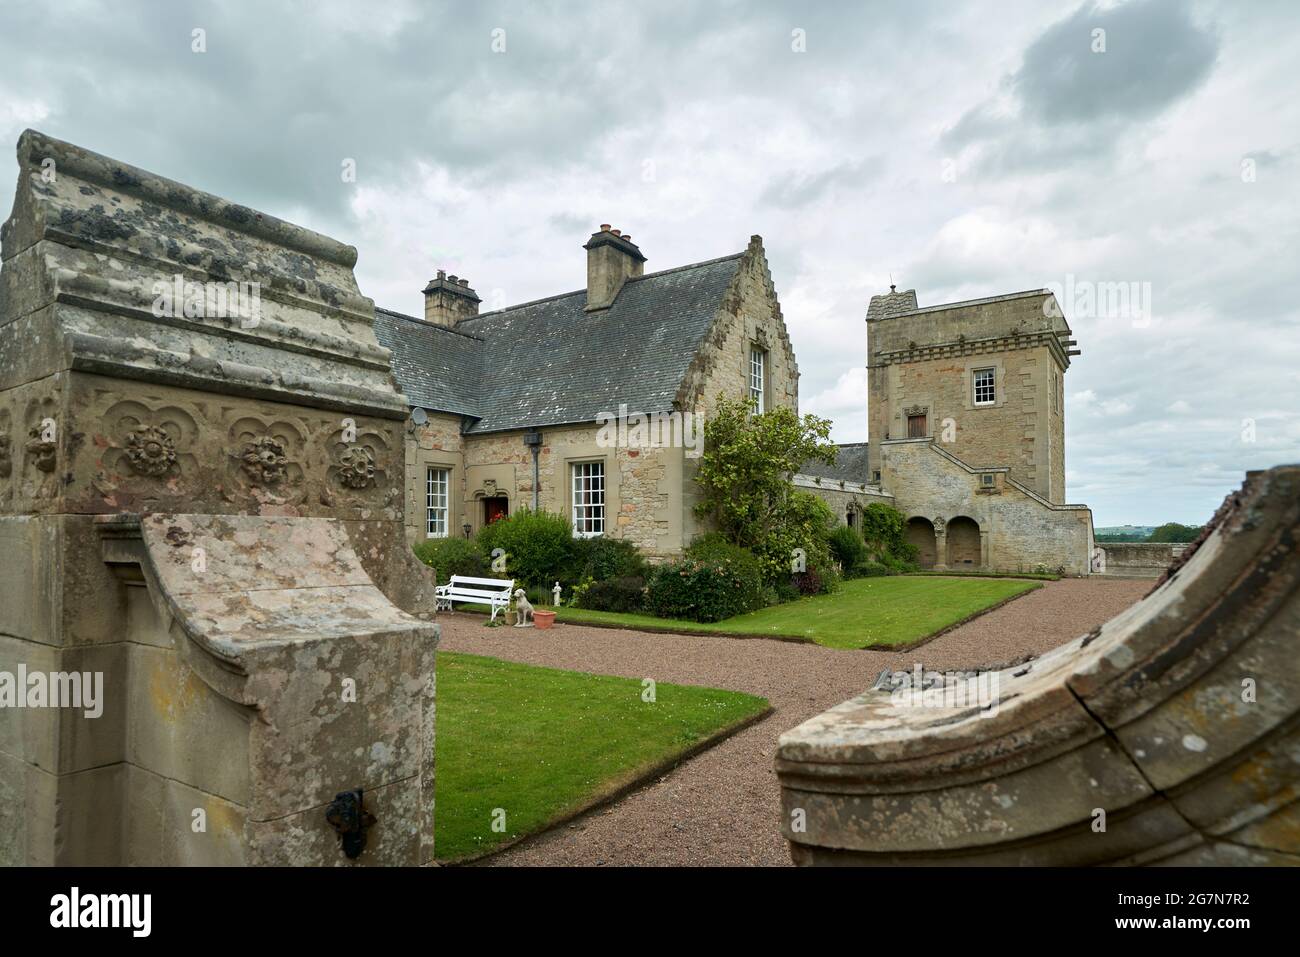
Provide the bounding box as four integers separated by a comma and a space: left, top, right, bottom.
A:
2, 0, 1296, 525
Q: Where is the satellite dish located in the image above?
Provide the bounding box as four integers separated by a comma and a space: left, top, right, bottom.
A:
411, 408, 428, 425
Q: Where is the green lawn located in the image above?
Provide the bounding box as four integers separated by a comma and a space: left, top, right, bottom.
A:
434, 651, 769, 862
554, 575, 1042, 650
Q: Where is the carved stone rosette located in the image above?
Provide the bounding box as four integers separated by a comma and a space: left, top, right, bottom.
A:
25, 423, 57, 472
124, 424, 177, 477
337, 444, 376, 489
239, 435, 289, 486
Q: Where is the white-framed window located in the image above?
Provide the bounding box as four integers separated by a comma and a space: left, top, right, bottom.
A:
426, 466, 449, 538
973, 367, 996, 406
572, 461, 605, 537
750, 347, 766, 412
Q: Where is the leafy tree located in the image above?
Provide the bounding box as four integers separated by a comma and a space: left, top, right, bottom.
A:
1147, 522, 1203, 543
693, 397, 837, 582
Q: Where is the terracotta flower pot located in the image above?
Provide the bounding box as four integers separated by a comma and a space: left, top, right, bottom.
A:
533, 610, 556, 630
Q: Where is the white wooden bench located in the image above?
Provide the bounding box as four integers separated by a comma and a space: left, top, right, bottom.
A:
434, 575, 515, 622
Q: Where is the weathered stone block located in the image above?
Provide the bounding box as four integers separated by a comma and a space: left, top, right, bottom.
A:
777, 466, 1300, 866
0, 130, 439, 866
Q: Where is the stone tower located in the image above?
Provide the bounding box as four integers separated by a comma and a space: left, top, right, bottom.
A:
864, 286, 1091, 575
867, 287, 1078, 503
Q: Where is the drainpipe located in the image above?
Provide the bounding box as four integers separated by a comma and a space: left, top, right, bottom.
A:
523, 429, 543, 510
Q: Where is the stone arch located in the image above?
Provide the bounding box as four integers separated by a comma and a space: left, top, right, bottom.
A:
947, 515, 981, 567
905, 516, 937, 569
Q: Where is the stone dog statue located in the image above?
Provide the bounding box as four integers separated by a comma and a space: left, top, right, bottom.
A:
513, 588, 535, 627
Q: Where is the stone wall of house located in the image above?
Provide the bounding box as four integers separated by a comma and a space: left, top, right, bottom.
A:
678, 236, 800, 420
405, 418, 688, 556
881, 438, 1093, 575
868, 290, 1070, 504
405, 412, 467, 541
462, 424, 684, 553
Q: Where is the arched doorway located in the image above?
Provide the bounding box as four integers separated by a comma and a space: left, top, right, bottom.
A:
947, 516, 981, 567
906, 516, 937, 569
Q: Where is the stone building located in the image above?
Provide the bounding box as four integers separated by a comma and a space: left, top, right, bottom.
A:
801, 286, 1094, 575
374, 228, 798, 557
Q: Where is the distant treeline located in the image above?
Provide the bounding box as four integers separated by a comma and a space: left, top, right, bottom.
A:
1095, 522, 1203, 544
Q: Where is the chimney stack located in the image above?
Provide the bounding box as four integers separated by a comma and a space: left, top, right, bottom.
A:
422, 268, 481, 327
583, 224, 645, 311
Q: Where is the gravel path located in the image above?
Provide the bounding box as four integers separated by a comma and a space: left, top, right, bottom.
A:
438, 577, 1151, 866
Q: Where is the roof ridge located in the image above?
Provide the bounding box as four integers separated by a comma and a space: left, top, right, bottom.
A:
460, 250, 746, 323
375, 306, 485, 341
633, 250, 744, 282
461, 287, 585, 323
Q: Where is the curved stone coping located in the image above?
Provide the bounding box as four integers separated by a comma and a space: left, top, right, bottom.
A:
775, 465, 1300, 865
132, 512, 437, 665
15, 129, 357, 268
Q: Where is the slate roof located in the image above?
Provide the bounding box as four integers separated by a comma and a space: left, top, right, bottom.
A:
375, 253, 745, 433
799, 442, 872, 483
373, 309, 483, 418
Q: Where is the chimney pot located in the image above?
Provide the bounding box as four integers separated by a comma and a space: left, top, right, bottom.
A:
611, 229, 621, 237
600, 223, 611, 232
890, 284, 897, 292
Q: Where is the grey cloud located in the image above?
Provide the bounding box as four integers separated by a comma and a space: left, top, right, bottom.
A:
1016, 0, 1218, 125
759, 157, 883, 209
942, 0, 1219, 171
